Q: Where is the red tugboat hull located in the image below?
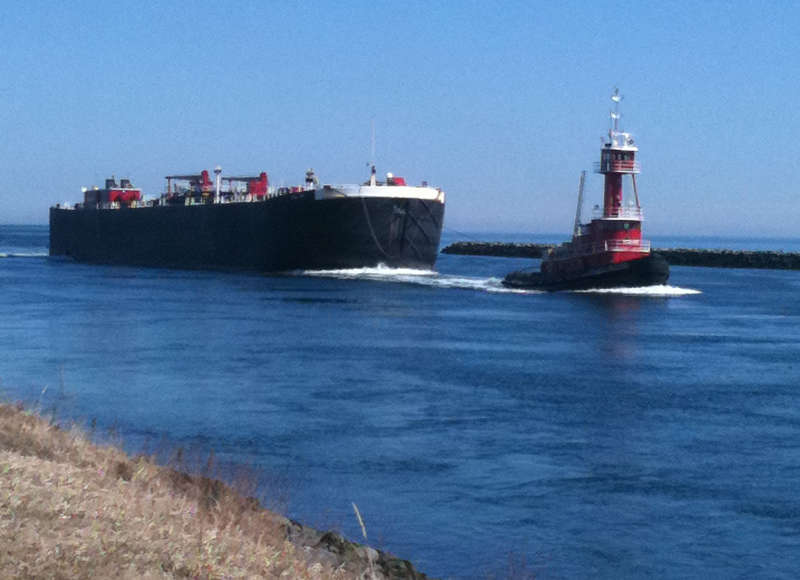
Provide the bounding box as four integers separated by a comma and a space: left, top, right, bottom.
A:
503, 252, 669, 291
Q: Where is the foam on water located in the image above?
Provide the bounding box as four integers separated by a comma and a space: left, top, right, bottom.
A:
0, 252, 49, 258
302, 264, 438, 278
573, 284, 702, 296
298, 265, 538, 293
299, 267, 701, 296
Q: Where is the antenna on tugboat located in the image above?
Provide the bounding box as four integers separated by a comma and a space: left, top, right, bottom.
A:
610, 87, 622, 135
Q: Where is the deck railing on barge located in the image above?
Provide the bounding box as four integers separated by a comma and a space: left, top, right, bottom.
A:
63, 189, 310, 211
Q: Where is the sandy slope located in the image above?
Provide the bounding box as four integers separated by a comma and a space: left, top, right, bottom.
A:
0, 403, 429, 579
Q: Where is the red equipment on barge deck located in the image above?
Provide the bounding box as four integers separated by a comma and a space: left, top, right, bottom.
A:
503, 89, 669, 291
81, 177, 142, 206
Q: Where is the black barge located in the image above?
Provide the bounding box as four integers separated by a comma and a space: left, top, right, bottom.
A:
50, 168, 445, 272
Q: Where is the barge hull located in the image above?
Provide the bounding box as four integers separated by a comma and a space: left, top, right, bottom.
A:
50, 193, 444, 271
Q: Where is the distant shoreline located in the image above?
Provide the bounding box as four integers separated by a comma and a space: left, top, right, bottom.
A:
441, 241, 800, 270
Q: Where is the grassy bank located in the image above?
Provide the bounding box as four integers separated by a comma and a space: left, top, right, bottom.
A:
0, 402, 430, 579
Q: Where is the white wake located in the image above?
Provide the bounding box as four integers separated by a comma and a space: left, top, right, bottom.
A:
298, 265, 533, 293
298, 266, 701, 296
0, 252, 49, 258
572, 284, 701, 296
302, 265, 438, 279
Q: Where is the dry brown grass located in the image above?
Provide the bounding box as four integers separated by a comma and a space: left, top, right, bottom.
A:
0, 402, 430, 579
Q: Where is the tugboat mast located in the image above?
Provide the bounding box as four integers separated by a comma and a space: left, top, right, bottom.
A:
572, 170, 586, 237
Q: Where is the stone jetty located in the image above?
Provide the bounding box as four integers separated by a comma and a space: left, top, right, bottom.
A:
441, 242, 800, 270
441, 242, 555, 258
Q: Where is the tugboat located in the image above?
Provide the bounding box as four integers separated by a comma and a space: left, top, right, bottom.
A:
503, 90, 669, 291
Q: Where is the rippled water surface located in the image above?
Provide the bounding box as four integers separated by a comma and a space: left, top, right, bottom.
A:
2, 225, 800, 578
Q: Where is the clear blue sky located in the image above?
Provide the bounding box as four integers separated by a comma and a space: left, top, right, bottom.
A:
1, 1, 798, 237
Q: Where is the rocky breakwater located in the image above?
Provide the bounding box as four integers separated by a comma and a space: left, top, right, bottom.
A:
442, 241, 800, 270
655, 248, 800, 269
441, 241, 554, 258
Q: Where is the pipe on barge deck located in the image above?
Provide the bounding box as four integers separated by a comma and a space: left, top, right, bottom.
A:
441, 242, 800, 270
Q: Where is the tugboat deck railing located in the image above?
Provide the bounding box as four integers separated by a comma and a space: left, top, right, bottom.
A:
593, 160, 641, 174
592, 207, 643, 220
550, 239, 651, 259
605, 239, 650, 252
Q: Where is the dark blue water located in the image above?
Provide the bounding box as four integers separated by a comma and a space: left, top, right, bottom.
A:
2, 224, 800, 578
